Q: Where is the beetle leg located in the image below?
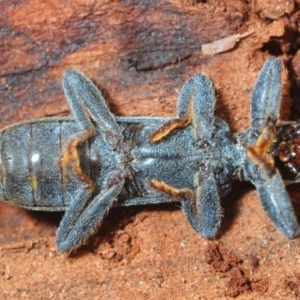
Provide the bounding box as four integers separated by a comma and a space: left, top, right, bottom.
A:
254, 172, 300, 238
147, 166, 222, 238
56, 171, 125, 253
251, 58, 282, 135
63, 69, 123, 148
60, 69, 124, 185
247, 117, 300, 238
177, 74, 216, 141
150, 74, 216, 143
182, 165, 222, 238
116, 195, 177, 206
55, 69, 127, 253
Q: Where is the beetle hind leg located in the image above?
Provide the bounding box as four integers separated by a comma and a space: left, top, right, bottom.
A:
63, 69, 123, 145
56, 170, 125, 253
61, 69, 125, 186
62, 68, 124, 152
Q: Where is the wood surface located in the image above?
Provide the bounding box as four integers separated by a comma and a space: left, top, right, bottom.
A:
1, 1, 300, 299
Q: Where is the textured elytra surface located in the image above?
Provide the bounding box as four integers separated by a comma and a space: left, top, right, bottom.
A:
2, 0, 300, 299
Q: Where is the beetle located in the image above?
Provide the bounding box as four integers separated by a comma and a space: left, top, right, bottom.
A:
0, 58, 299, 253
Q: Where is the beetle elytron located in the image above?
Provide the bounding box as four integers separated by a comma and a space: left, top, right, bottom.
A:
0, 58, 299, 253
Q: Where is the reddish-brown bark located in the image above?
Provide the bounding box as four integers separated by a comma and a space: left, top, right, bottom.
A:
1, 1, 300, 299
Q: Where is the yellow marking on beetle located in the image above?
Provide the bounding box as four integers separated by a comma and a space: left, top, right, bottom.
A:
148, 179, 194, 199
247, 117, 277, 177
30, 174, 38, 194
149, 116, 190, 143
1, 164, 5, 189
149, 91, 196, 143
59, 129, 95, 189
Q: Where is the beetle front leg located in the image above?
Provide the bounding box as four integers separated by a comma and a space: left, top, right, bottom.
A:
250, 58, 282, 134
247, 118, 300, 238
255, 172, 300, 238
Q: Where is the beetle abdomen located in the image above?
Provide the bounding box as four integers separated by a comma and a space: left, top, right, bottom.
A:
0, 119, 88, 210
